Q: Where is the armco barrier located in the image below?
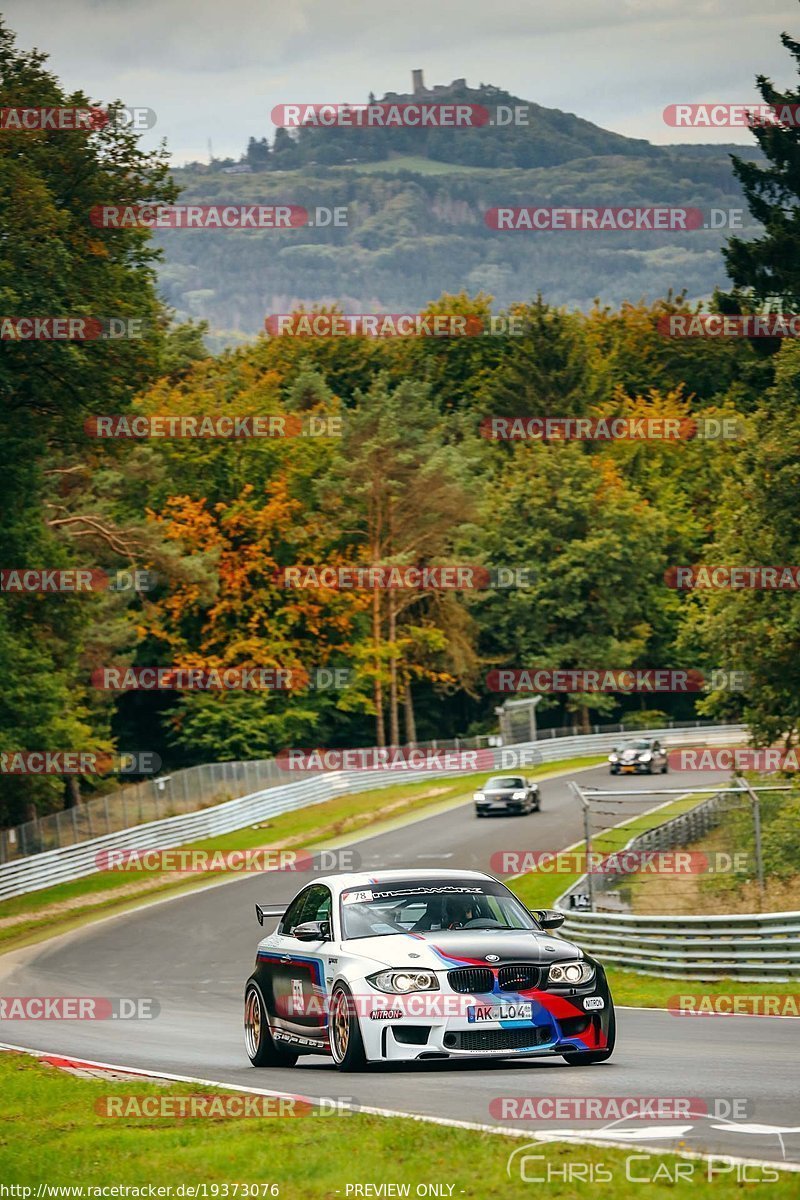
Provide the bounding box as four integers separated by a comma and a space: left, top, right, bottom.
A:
555, 765, 800, 981
0, 725, 745, 902
557, 909, 800, 982
0, 757, 291, 862
0, 718, 736, 863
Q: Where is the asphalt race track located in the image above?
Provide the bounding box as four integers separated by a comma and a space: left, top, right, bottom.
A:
2, 763, 799, 1168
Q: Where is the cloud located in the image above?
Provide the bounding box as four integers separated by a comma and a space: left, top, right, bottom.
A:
2, 0, 796, 160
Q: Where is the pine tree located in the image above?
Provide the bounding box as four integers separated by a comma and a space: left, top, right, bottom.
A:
723, 17, 800, 308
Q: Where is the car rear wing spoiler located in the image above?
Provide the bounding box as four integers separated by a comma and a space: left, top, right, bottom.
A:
255, 903, 286, 926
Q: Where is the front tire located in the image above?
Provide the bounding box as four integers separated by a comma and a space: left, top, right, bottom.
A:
330, 983, 368, 1072
562, 1007, 616, 1065
244, 982, 298, 1067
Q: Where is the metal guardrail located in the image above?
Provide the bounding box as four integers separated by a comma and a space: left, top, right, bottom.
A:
557, 908, 800, 981
0, 758, 293, 864
556, 772, 800, 980
0, 724, 745, 901
0, 717, 732, 864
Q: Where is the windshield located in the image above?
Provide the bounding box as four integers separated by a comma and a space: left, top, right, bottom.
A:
617, 740, 651, 751
484, 776, 524, 789
340, 879, 539, 940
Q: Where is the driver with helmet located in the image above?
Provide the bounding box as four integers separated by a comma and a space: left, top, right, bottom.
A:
444, 895, 479, 929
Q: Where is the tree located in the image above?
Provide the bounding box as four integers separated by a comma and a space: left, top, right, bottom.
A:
723, 13, 800, 308
246, 136, 270, 171
0, 20, 176, 823
478, 296, 605, 422
678, 342, 800, 748
159, 320, 210, 379
325, 376, 477, 744
584, 296, 768, 409
271, 127, 297, 161
472, 444, 668, 732
112, 343, 388, 761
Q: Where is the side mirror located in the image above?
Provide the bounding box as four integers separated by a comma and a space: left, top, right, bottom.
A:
530, 908, 565, 930
291, 919, 330, 942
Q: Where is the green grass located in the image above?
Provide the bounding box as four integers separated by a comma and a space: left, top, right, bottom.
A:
1, 1051, 795, 1195
605, 968, 800, 1008
331, 154, 494, 175
0, 756, 604, 954
509, 791, 708, 911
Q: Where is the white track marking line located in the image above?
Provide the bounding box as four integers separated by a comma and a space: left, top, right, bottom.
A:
1, 1041, 798, 1173
617, 1005, 800, 1019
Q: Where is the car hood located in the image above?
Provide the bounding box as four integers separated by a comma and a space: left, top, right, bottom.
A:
344, 929, 581, 969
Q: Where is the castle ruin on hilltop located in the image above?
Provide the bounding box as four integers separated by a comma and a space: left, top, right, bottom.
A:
382, 71, 471, 102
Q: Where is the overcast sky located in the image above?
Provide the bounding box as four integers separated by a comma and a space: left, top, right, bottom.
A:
3, 0, 798, 164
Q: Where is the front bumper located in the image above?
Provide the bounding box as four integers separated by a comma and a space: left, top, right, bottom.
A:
475, 797, 529, 814
357, 985, 613, 1063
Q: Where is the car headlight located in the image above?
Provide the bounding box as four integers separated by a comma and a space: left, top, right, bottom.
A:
511, 790, 526, 799
368, 970, 439, 994
608, 753, 618, 762
638, 752, 652, 762
474, 792, 485, 801
547, 961, 595, 985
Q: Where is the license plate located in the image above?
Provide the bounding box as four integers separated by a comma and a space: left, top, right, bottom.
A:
467, 1002, 533, 1022
490, 801, 507, 808
621, 765, 636, 772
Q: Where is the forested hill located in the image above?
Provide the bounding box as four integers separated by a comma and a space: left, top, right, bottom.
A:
159, 78, 764, 344
255, 78, 662, 170
228, 77, 764, 172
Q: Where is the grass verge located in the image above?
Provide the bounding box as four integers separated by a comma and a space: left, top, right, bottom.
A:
604, 968, 800, 1009
507, 790, 800, 1008
509, 789, 708, 911
10, 762, 790, 1012
0, 1051, 794, 1195
623, 823, 800, 916
0, 756, 604, 956
332, 153, 494, 174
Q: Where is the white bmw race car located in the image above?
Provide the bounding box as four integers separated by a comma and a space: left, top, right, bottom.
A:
244, 869, 615, 1071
